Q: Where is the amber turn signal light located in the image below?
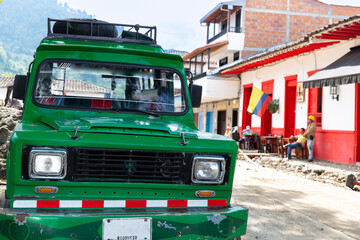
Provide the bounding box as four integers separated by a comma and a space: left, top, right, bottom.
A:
195, 190, 216, 198
34, 186, 58, 194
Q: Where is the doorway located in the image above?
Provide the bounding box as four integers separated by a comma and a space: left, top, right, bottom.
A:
356, 83, 360, 163
217, 110, 227, 135
232, 109, 238, 128
261, 80, 274, 136
284, 75, 297, 137
261, 95, 272, 136
235, 10, 241, 32
206, 112, 213, 133
242, 85, 253, 129
232, 110, 240, 141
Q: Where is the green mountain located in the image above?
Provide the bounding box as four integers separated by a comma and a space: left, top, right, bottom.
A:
0, 0, 92, 75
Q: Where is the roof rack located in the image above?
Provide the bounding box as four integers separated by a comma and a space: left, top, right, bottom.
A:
47, 18, 157, 46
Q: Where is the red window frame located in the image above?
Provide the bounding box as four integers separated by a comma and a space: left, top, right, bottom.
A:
307, 70, 323, 128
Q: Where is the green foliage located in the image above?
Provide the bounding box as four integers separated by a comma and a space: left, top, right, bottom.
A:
0, 0, 92, 75
267, 98, 279, 114
1, 72, 13, 77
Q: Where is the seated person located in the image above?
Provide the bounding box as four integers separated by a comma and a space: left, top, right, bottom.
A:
132, 86, 173, 112
284, 128, 306, 159
239, 126, 253, 149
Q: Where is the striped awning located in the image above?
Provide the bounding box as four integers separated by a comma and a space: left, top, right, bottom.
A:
301, 46, 360, 88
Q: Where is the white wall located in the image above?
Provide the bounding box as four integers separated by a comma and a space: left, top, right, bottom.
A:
238, 39, 358, 131
198, 76, 240, 103
0, 88, 7, 104
322, 85, 355, 131
210, 34, 244, 66
228, 32, 245, 51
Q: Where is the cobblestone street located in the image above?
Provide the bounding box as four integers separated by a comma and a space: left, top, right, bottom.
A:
232, 158, 360, 240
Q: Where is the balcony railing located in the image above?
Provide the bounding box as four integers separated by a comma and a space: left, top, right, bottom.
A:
207, 27, 242, 44
207, 29, 227, 44
192, 72, 207, 81
230, 26, 241, 33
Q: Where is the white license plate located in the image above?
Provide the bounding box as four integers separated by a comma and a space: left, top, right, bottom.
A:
102, 218, 152, 240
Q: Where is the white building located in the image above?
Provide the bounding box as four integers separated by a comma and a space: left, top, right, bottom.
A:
183, 1, 244, 137
220, 15, 360, 165
0, 77, 14, 106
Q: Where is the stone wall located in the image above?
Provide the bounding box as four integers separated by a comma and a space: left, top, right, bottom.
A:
0, 107, 22, 179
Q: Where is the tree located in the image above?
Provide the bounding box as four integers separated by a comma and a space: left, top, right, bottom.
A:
0, 0, 92, 75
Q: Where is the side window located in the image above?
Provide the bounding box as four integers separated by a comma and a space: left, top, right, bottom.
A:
219, 57, 228, 67
308, 88, 322, 127
234, 52, 240, 62
307, 70, 322, 127
221, 20, 227, 32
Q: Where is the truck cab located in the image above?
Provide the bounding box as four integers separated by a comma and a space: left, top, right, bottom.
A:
0, 18, 248, 240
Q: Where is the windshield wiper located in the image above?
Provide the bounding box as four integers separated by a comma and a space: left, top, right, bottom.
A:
117, 108, 159, 117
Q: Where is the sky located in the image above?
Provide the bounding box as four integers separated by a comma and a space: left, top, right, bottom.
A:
58, 0, 360, 52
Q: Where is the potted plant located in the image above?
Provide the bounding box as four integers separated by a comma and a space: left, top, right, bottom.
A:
267, 99, 279, 114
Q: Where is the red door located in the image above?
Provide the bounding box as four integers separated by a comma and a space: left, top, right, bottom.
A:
242, 85, 253, 129
285, 76, 297, 137
261, 80, 274, 136
356, 83, 360, 163
261, 95, 272, 136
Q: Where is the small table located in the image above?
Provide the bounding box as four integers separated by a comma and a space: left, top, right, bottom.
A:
261, 136, 278, 153
282, 137, 291, 144
243, 135, 255, 150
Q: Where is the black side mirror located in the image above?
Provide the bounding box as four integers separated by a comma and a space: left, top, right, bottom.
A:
190, 84, 202, 108
13, 74, 28, 100
186, 70, 202, 108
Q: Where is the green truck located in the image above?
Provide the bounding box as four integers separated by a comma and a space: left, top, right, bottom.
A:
0, 19, 248, 240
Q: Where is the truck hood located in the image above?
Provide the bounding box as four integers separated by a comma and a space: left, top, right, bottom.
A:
40, 115, 199, 139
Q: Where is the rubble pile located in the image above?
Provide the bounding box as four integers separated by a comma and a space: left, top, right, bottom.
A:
245, 155, 360, 187
0, 107, 22, 179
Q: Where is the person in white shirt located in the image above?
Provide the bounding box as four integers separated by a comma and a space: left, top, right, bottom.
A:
239, 126, 253, 149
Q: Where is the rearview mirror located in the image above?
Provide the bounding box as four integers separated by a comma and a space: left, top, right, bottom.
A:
13, 74, 28, 100
190, 84, 202, 108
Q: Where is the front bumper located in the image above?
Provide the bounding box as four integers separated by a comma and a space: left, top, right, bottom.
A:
0, 206, 248, 240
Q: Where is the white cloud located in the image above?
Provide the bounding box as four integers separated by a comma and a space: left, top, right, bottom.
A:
58, 0, 360, 51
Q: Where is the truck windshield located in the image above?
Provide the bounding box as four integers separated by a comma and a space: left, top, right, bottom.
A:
34, 61, 187, 114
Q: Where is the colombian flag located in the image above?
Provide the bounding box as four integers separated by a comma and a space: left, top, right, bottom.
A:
247, 87, 270, 117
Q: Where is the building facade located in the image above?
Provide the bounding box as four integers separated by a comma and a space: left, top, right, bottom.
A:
185, 0, 360, 142
221, 16, 360, 164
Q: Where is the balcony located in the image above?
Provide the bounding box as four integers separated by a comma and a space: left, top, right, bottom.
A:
207, 27, 242, 44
